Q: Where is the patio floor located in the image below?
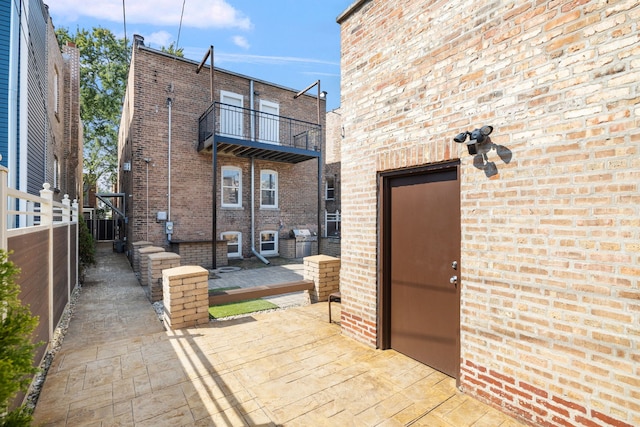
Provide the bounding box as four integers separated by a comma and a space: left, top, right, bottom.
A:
31, 245, 527, 426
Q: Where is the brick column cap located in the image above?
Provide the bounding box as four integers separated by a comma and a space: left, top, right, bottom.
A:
304, 254, 340, 263
139, 246, 165, 254
148, 252, 181, 261
163, 265, 208, 280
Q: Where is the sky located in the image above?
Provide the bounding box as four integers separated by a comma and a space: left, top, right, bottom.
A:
47, 0, 352, 111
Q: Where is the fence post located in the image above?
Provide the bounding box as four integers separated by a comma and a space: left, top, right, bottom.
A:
40, 183, 54, 342
62, 194, 70, 222
0, 167, 7, 251
72, 199, 78, 222
40, 183, 53, 226
72, 199, 79, 289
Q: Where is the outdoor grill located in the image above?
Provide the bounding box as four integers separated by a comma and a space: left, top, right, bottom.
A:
291, 229, 317, 258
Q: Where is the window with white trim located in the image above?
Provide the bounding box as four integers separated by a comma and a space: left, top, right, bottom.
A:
260, 170, 278, 208
220, 91, 243, 137
259, 231, 278, 256
221, 166, 242, 207
53, 156, 59, 189
221, 232, 242, 258
259, 100, 279, 144
325, 176, 335, 200
54, 67, 59, 115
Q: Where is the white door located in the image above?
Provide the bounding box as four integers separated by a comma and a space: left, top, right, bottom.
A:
259, 100, 279, 144
220, 91, 243, 137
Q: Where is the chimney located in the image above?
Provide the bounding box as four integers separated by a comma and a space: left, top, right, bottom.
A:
133, 34, 145, 47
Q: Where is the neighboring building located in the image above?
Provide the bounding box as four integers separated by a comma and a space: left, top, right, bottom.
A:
117, 37, 326, 267
338, 1, 639, 427
0, 0, 82, 203
322, 107, 342, 258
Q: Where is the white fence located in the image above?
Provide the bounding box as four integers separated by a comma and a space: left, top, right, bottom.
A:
0, 166, 79, 372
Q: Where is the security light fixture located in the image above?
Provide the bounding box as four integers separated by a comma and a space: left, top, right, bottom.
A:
453, 125, 493, 155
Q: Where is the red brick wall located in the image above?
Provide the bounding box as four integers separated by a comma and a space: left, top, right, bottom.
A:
339, 1, 639, 426
47, 19, 81, 203
118, 44, 323, 259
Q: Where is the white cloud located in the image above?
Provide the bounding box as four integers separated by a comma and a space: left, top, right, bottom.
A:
144, 31, 173, 49
232, 36, 250, 50
214, 53, 339, 67
50, 0, 252, 30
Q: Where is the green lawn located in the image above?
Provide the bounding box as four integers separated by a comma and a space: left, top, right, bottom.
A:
208, 287, 279, 319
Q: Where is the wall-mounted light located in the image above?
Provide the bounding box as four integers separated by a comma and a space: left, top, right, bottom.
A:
454, 125, 493, 155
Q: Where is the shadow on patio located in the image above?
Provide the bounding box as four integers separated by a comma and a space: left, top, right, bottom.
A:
32, 244, 526, 426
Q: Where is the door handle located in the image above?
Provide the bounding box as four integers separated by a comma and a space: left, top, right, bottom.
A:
449, 275, 458, 285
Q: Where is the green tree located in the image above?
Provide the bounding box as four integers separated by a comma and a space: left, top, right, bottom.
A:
0, 251, 39, 426
78, 216, 96, 282
56, 27, 129, 192
161, 42, 184, 57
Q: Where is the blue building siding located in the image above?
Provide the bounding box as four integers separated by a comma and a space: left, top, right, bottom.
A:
26, 1, 49, 195
0, 0, 10, 167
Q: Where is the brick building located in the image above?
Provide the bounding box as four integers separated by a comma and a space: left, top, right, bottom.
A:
117, 37, 326, 267
322, 107, 342, 258
337, 1, 639, 426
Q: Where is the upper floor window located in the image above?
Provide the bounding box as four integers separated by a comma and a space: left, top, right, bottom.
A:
260, 170, 278, 208
53, 156, 59, 189
222, 166, 242, 207
221, 231, 242, 258
220, 91, 243, 138
325, 176, 335, 200
53, 67, 59, 115
259, 100, 279, 144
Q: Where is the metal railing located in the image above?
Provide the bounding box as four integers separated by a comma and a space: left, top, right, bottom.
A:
324, 209, 341, 238
198, 102, 322, 152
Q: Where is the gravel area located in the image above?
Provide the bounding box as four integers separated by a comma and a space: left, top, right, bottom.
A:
24, 284, 82, 413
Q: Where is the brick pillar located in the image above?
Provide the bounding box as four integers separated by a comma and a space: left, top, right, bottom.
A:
216, 240, 229, 268
162, 266, 210, 329
139, 246, 164, 286
303, 255, 340, 303
131, 241, 152, 278
147, 252, 181, 302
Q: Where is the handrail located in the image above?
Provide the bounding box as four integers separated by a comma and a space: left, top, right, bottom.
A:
198, 102, 322, 152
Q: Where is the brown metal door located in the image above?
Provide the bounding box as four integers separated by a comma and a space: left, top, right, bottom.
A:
387, 167, 460, 378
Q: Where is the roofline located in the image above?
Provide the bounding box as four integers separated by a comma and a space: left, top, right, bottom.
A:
337, 0, 369, 24
134, 43, 319, 98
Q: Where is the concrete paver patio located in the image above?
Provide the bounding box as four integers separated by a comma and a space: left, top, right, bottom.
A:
32, 245, 527, 426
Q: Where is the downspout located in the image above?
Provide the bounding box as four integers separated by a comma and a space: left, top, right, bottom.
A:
167, 96, 172, 241
251, 157, 269, 264
250, 80, 255, 141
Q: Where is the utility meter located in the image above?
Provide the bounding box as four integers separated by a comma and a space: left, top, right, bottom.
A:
165, 221, 174, 234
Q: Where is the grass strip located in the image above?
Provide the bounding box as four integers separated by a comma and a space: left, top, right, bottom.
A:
208, 286, 279, 318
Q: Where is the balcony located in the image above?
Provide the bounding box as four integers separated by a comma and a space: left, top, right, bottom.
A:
198, 102, 321, 164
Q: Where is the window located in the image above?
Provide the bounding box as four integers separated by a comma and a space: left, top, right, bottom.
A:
220, 91, 243, 137
325, 176, 335, 200
53, 67, 59, 115
222, 166, 242, 207
325, 210, 341, 237
53, 156, 59, 189
260, 170, 278, 208
259, 100, 279, 144
221, 232, 242, 258
260, 231, 278, 256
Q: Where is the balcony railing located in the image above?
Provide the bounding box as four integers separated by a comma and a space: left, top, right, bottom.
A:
198, 102, 322, 153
